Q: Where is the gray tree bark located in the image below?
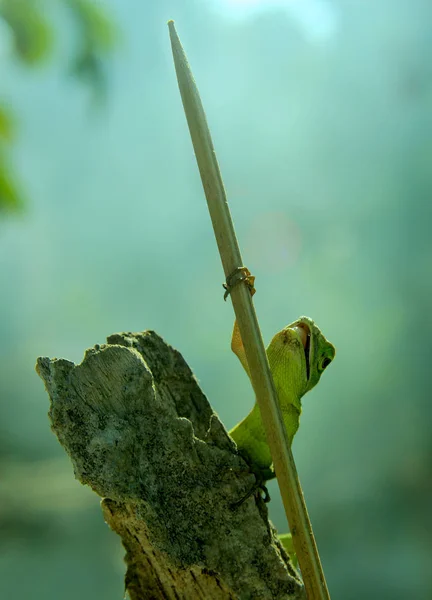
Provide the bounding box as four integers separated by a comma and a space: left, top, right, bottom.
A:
36, 330, 304, 600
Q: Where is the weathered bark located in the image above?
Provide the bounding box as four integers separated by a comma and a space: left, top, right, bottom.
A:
36, 330, 304, 600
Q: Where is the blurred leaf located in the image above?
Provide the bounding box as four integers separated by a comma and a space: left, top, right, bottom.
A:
0, 0, 53, 65
0, 0, 119, 218
68, 0, 116, 51
69, 48, 108, 102
66, 0, 117, 101
0, 157, 23, 213
0, 105, 15, 143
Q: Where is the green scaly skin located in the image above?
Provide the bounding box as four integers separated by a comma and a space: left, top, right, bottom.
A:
229, 316, 335, 482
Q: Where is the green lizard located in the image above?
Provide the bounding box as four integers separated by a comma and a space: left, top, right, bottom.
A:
229, 315, 335, 483
228, 316, 335, 563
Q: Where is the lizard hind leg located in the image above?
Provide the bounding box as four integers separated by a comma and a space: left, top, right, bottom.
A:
230, 464, 274, 509
231, 480, 271, 509
231, 319, 251, 378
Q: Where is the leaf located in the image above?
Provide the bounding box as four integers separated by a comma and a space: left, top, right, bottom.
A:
0, 0, 53, 65
69, 0, 116, 52
0, 158, 24, 213
0, 105, 15, 143
66, 0, 118, 101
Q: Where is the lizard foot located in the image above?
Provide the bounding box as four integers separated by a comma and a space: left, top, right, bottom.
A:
223, 266, 256, 301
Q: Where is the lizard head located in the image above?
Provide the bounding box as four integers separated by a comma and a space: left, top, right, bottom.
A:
288, 316, 335, 394
266, 316, 335, 402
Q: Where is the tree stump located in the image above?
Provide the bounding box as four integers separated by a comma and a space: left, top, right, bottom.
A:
36, 330, 304, 600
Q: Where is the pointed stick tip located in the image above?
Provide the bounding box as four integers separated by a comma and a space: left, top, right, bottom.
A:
167, 19, 178, 46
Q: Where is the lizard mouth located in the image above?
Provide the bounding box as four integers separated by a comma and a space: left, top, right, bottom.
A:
292, 323, 311, 380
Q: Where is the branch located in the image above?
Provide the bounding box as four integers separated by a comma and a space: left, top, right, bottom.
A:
36, 330, 304, 600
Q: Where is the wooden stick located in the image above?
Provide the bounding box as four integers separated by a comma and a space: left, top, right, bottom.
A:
168, 20, 331, 600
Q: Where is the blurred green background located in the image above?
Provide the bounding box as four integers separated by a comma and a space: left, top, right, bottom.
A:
1, 1, 431, 598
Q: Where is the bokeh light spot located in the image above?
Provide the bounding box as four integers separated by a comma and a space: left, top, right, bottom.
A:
244, 211, 301, 273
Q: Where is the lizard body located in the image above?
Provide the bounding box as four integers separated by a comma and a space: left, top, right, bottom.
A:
229, 316, 335, 482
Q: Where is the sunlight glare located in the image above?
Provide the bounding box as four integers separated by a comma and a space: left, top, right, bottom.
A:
209, 0, 338, 42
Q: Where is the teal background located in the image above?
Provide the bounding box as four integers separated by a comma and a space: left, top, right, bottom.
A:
1, 1, 431, 598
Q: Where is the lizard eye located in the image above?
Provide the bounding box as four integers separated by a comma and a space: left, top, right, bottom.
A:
319, 357, 332, 371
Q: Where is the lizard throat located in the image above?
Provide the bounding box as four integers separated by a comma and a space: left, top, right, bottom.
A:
292, 323, 311, 381
304, 330, 311, 380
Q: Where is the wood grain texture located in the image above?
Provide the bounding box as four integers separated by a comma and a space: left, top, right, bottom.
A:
36, 330, 304, 600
